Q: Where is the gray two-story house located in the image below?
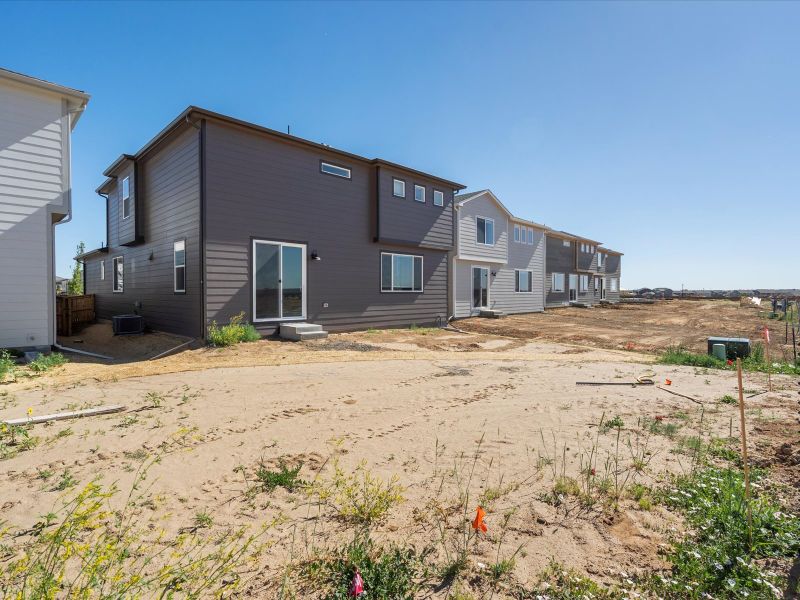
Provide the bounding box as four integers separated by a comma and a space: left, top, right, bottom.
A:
452, 190, 546, 317
79, 107, 464, 338
545, 230, 622, 307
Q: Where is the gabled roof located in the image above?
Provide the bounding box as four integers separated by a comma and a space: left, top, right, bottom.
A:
455, 189, 549, 231
0, 67, 89, 127
75, 246, 109, 261
99, 106, 466, 189
557, 230, 602, 245
603, 248, 624, 256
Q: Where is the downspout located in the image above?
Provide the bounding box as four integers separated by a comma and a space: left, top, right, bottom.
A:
449, 201, 459, 322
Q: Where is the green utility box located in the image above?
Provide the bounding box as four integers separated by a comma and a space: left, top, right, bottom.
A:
707, 337, 751, 360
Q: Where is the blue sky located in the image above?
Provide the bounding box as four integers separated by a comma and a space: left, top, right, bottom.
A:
2, 1, 798, 289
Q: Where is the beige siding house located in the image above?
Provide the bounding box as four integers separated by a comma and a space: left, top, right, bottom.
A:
0, 68, 88, 349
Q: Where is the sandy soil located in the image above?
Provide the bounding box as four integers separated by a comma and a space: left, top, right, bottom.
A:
2, 327, 798, 597
457, 299, 793, 356
57, 321, 194, 363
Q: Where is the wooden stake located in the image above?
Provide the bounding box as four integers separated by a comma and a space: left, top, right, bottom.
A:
737, 358, 753, 548
765, 336, 773, 392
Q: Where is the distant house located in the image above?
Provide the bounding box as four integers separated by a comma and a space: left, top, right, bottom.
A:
0, 68, 89, 350
55, 276, 70, 294
451, 190, 546, 317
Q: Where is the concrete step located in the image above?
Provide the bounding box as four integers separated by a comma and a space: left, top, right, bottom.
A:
296, 331, 328, 341
479, 309, 506, 319
279, 322, 328, 341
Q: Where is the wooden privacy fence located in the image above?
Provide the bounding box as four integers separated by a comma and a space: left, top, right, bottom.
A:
56, 294, 95, 336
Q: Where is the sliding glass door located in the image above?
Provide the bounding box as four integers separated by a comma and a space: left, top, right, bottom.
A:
253, 240, 306, 322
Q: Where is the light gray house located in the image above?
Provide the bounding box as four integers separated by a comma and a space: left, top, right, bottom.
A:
0, 68, 89, 350
452, 190, 546, 317
79, 107, 465, 339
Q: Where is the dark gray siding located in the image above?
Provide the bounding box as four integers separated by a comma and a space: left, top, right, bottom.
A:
577, 248, 598, 272
545, 235, 575, 306
84, 125, 201, 337
110, 161, 138, 246
377, 169, 454, 250
203, 120, 449, 334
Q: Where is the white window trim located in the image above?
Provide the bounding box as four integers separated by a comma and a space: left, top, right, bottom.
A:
433, 189, 444, 207
393, 178, 406, 198
252, 240, 308, 322
174, 240, 186, 293
579, 274, 589, 292
513, 224, 520, 243
562, 239, 570, 247
610, 278, 618, 292
414, 184, 425, 203
476, 216, 495, 246
112, 256, 123, 293
121, 176, 131, 220
381, 252, 424, 293
598, 252, 605, 267
551, 272, 565, 293
515, 269, 533, 293
100, 260, 105, 281
527, 228, 533, 244
320, 161, 351, 179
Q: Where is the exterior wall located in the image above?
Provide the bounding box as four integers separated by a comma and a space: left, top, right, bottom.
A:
378, 169, 454, 250
604, 254, 622, 303
545, 235, 575, 307
494, 226, 545, 314
0, 79, 72, 348
455, 197, 508, 263
577, 246, 598, 272
84, 125, 201, 337
203, 119, 449, 334
111, 160, 137, 246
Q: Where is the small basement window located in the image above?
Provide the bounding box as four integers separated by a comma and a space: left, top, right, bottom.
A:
433, 190, 444, 206
100, 260, 105, 280
515, 270, 532, 293
414, 185, 425, 203
320, 162, 351, 179
476, 217, 494, 245
551, 272, 565, 292
393, 178, 406, 198
121, 176, 131, 220
381, 252, 423, 292
174, 240, 186, 293
112, 256, 123, 292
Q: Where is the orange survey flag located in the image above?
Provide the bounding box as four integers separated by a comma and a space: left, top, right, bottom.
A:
472, 506, 488, 533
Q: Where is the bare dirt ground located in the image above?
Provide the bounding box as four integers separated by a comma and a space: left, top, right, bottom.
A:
457, 299, 790, 355
2, 315, 799, 597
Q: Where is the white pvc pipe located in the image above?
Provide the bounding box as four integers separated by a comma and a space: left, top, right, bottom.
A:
53, 343, 113, 361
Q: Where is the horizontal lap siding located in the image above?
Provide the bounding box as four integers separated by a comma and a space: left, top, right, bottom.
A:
491, 228, 545, 314
456, 197, 507, 263
378, 170, 454, 250
86, 126, 201, 337
545, 236, 574, 307
605, 255, 621, 303
204, 121, 449, 333
0, 80, 65, 347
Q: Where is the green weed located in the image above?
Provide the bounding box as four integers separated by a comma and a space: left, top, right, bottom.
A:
207, 312, 261, 347
659, 345, 800, 375
28, 352, 67, 373
256, 460, 305, 492
0, 350, 16, 382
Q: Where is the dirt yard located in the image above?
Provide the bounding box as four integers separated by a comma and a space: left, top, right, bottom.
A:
458, 299, 789, 355
2, 314, 799, 597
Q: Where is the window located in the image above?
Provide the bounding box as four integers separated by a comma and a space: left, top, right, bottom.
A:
320, 161, 351, 179
381, 252, 423, 292
551, 272, 565, 292
515, 270, 532, 293
476, 217, 494, 245
433, 190, 444, 207
253, 241, 306, 321
414, 185, 425, 203
519, 226, 526, 244
174, 240, 186, 293
393, 178, 406, 198
121, 176, 131, 220
598, 252, 605, 267
100, 260, 105, 281
562, 240, 570, 248
579, 274, 589, 292
594, 277, 600, 291
527, 228, 534, 244
610, 278, 618, 292
112, 257, 123, 292
513, 225, 520, 243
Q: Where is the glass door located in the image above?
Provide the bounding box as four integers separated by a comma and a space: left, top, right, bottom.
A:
568, 274, 578, 301
253, 240, 306, 321
472, 266, 489, 308
600, 278, 607, 300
